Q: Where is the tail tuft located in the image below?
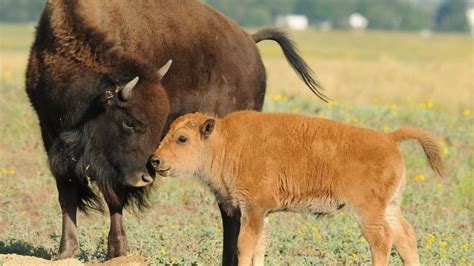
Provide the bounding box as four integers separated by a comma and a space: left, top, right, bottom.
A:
392, 128, 447, 178
252, 28, 329, 102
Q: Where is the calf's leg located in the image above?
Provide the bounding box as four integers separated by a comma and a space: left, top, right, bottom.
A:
56, 179, 80, 259
390, 207, 420, 266
237, 209, 265, 266
252, 217, 270, 266
219, 204, 241, 266
358, 209, 393, 266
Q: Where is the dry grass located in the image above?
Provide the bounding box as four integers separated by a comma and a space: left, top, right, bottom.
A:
258, 29, 473, 112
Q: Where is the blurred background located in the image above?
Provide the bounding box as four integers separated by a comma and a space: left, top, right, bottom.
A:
0, 0, 472, 265
1, 0, 473, 32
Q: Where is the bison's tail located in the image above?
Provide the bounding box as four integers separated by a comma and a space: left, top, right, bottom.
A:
252, 28, 328, 102
391, 128, 447, 177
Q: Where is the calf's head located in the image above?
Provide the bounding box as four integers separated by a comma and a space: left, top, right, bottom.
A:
150, 113, 216, 178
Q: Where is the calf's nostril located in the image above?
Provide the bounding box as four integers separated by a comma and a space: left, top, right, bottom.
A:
149, 156, 160, 168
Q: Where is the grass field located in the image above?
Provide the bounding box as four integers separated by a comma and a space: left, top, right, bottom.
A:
0, 24, 473, 264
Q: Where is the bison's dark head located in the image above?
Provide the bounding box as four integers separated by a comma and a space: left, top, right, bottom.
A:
92, 61, 172, 188
49, 60, 172, 206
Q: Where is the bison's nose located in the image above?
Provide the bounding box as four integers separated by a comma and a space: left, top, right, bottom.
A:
149, 156, 161, 169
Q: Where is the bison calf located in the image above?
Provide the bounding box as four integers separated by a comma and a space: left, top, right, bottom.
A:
151, 111, 445, 266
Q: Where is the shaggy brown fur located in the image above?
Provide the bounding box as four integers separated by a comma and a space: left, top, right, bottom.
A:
152, 111, 446, 266
26, 0, 326, 262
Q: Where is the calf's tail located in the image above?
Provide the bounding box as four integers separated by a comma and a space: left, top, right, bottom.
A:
391, 128, 446, 177
252, 28, 328, 102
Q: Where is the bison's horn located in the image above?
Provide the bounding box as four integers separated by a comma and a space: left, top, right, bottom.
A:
121, 76, 139, 101
157, 59, 172, 80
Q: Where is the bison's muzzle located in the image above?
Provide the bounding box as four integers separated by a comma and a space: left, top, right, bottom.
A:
127, 171, 154, 187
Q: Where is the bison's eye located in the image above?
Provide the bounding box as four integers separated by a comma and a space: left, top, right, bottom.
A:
123, 119, 135, 130
177, 135, 188, 145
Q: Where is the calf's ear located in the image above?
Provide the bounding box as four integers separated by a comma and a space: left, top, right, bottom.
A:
200, 119, 215, 139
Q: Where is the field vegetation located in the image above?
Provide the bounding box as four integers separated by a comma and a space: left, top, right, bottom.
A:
0, 24, 472, 264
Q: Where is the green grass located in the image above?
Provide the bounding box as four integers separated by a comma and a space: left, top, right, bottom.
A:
0, 23, 473, 264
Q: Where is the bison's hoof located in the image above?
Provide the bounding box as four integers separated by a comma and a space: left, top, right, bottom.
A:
56, 247, 80, 260
106, 250, 127, 260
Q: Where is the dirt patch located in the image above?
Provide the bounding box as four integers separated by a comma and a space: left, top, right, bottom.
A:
0, 254, 149, 265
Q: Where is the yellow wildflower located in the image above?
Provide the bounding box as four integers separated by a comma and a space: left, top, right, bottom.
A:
351, 253, 358, 258
269, 93, 288, 102
388, 104, 397, 111
425, 244, 432, 250
311, 226, 319, 233
461, 244, 469, 251
443, 147, 449, 156
160, 248, 167, 255
415, 174, 426, 181
351, 117, 360, 123
463, 109, 471, 116
436, 183, 443, 189
383, 124, 390, 133
439, 240, 447, 248
426, 234, 436, 243
0, 168, 15, 175
427, 99, 433, 109
315, 234, 322, 241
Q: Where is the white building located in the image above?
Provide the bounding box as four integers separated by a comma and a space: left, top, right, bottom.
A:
275, 15, 309, 31
467, 0, 474, 35
348, 13, 368, 30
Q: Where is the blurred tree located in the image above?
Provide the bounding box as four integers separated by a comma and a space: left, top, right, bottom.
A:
435, 0, 469, 31
0, 0, 45, 22
292, 0, 430, 30
261, 0, 297, 18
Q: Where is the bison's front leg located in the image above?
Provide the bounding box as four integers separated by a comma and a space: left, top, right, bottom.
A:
56, 179, 80, 259
105, 195, 127, 259
219, 204, 241, 266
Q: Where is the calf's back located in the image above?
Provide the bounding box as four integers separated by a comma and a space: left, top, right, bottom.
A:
214, 111, 404, 212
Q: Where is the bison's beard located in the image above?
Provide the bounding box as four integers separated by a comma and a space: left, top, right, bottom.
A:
48, 128, 153, 213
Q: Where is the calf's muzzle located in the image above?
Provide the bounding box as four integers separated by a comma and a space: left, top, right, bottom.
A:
148, 156, 172, 177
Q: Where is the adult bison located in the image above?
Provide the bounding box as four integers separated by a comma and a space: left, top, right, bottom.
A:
26, 0, 326, 264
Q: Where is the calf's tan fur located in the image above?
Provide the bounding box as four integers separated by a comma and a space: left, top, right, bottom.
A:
152, 111, 446, 266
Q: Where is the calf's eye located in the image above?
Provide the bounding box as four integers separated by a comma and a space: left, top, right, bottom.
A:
177, 135, 188, 144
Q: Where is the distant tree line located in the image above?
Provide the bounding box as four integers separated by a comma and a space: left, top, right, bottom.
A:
0, 0, 469, 32
0, 0, 45, 23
